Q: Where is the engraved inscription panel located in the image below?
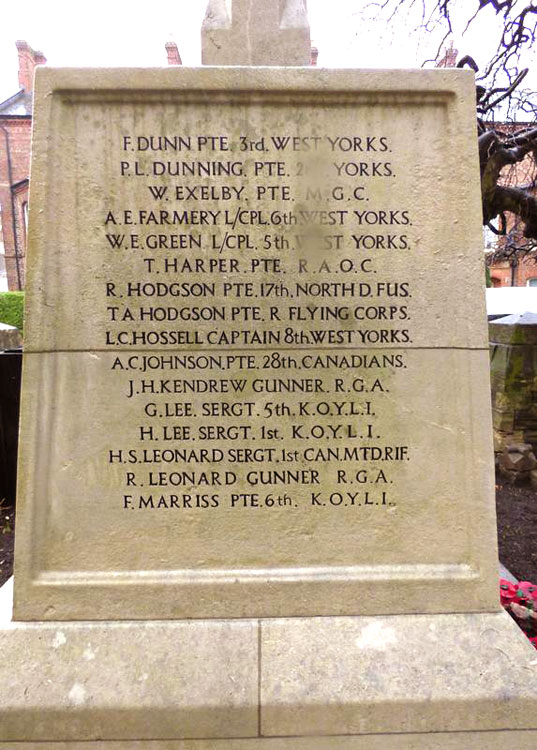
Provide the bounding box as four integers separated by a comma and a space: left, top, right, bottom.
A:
14, 69, 498, 619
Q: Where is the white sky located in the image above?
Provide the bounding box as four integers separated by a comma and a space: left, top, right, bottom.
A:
0, 0, 532, 104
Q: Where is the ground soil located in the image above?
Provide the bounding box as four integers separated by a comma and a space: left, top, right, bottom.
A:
0, 482, 536, 589
496, 480, 537, 582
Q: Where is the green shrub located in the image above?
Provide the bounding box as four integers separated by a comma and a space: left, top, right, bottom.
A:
0, 291, 25, 332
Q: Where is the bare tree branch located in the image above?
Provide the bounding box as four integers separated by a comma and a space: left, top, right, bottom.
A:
367, 0, 537, 260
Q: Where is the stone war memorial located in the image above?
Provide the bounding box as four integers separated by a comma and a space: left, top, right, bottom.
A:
1, 0, 537, 747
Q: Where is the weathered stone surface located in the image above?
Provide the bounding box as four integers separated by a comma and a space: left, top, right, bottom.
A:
14, 346, 498, 620
0, 322, 21, 349
490, 312, 537, 345
4, 731, 537, 749
14, 67, 498, 621
202, 0, 311, 65
507, 442, 534, 454
6, 55, 532, 749
1, 611, 537, 745
260, 612, 537, 737
497, 442, 537, 482
490, 315, 537, 453
0, 618, 258, 742
23, 68, 487, 354
499, 448, 537, 473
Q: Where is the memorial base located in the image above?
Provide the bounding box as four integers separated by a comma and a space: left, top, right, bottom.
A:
1, 607, 537, 748
3, 737, 537, 750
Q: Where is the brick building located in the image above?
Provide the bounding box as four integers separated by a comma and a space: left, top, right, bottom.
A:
0, 41, 46, 291
487, 256, 537, 288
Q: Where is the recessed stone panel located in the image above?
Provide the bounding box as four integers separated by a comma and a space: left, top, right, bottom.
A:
15, 68, 497, 620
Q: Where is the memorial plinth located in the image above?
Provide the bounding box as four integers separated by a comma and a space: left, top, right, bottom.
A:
14, 68, 498, 621
1, 67, 536, 748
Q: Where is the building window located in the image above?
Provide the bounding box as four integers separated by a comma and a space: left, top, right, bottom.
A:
527, 278, 537, 287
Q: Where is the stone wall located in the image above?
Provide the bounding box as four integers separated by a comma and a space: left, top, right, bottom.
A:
490, 313, 537, 478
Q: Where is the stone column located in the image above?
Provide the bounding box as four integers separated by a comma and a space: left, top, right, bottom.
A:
202, 0, 311, 65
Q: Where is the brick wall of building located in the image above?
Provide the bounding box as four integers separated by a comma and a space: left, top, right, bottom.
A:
0, 41, 45, 291
489, 257, 537, 287
0, 118, 31, 289
12, 178, 29, 288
